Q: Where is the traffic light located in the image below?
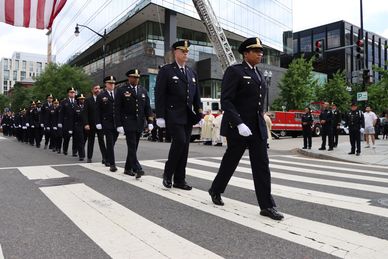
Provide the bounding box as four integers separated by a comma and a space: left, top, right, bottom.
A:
314, 40, 322, 59
356, 39, 364, 60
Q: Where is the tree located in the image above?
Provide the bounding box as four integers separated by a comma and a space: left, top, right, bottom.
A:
0, 94, 10, 113
33, 63, 92, 101
366, 63, 388, 114
10, 83, 33, 112
272, 56, 317, 111
315, 70, 351, 112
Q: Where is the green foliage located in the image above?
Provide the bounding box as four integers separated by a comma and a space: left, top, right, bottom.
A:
10, 83, 33, 112
315, 70, 351, 112
0, 94, 10, 113
365, 64, 388, 114
32, 63, 92, 101
272, 56, 317, 110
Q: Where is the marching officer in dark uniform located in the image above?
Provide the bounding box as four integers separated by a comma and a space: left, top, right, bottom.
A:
20, 108, 28, 143
208, 37, 283, 220
345, 102, 365, 156
301, 107, 313, 149
35, 100, 44, 146
331, 103, 342, 147
58, 87, 77, 155
42, 94, 54, 149
26, 101, 35, 145
96, 76, 119, 172
28, 100, 43, 148
115, 69, 153, 178
73, 94, 86, 161
50, 99, 62, 153
155, 40, 203, 190
1, 111, 11, 136
319, 102, 333, 151
14, 109, 22, 141
84, 84, 107, 164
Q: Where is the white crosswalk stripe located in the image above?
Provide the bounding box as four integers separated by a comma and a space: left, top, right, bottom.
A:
14, 155, 388, 258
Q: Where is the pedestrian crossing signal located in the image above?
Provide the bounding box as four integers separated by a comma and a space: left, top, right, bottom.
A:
314, 40, 323, 59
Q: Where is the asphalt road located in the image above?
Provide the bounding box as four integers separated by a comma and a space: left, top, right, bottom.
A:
1, 135, 388, 259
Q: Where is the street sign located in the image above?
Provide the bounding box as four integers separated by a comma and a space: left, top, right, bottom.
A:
357, 91, 368, 101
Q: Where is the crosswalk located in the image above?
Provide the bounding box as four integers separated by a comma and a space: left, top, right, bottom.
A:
6, 155, 388, 258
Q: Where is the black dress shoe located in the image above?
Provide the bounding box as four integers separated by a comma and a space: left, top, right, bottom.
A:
260, 208, 284, 220
135, 170, 145, 179
173, 183, 192, 190
318, 147, 326, 150
348, 152, 355, 155
302, 147, 307, 149
356, 152, 360, 156
87, 158, 92, 163
328, 148, 334, 151
208, 189, 224, 206
162, 175, 172, 188
110, 166, 118, 172
124, 170, 135, 176
79, 158, 84, 161
102, 160, 106, 164
63, 152, 67, 155
72, 154, 78, 157
105, 162, 110, 167
308, 147, 311, 149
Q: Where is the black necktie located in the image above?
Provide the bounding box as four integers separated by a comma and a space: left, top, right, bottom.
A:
180, 67, 185, 76
110, 91, 113, 99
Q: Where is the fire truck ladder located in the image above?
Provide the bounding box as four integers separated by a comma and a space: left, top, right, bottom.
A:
192, 0, 237, 71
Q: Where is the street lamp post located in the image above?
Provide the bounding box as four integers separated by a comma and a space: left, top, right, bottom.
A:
74, 24, 107, 83
263, 70, 272, 111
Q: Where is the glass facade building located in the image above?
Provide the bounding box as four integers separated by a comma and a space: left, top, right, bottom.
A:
51, 0, 292, 103
289, 20, 388, 84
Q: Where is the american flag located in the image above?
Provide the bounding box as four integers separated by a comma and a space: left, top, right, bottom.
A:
0, 0, 67, 29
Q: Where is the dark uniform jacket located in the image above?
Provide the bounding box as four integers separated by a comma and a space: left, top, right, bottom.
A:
44, 105, 56, 128
220, 61, 268, 140
95, 90, 116, 130
155, 62, 202, 125
332, 109, 342, 128
58, 99, 76, 131
319, 109, 333, 128
42, 102, 52, 126
48, 106, 60, 129
84, 96, 98, 129
29, 108, 42, 127
345, 110, 365, 131
115, 83, 152, 132
74, 103, 86, 128
301, 112, 313, 128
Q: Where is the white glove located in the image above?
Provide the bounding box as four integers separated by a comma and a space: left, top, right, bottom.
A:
53, 127, 57, 130
31, 125, 35, 128
18, 125, 21, 127
237, 123, 252, 137
58, 123, 62, 128
360, 128, 365, 133
68, 130, 73, 134
117, 126, 124, 134
198, 119, 205, 127
40, 123, 44, 128
26, 123, 29, 127
22, 126, 27, 130
96, 124, 102, 130
148, 124, 154, 131
156, 118, 166, 128
46, 127, 50, 130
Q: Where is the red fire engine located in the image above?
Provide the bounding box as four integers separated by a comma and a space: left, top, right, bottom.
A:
270, 102, 323, 138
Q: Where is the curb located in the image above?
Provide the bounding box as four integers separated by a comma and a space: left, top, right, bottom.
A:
295, 148, 364, 164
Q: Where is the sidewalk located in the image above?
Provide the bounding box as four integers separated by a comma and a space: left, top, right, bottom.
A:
268, 135, 388, 166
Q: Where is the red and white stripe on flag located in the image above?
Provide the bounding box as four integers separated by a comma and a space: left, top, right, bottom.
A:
0, 0, 67, 29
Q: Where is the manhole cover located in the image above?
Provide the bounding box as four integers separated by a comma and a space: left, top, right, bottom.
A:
35, 177, 78, 187
377, 198, 388, 207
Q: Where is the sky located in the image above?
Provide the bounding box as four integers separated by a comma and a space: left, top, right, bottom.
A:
0, 0, 387, 61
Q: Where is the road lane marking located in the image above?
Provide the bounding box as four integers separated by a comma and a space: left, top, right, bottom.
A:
81, 163, 388, 259
40, 183, 221, 259
0, 244, 4, 259
141, 160, 388, 218
188, 159, 388, 195
18, 166, 68, 180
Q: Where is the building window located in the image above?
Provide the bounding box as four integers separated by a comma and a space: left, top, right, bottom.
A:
20, 71, 26, 80
293, 38, 298, 54
3, 70, 10, 80
3, 80, 7, 87
29, 61, 34, 71
15, 60, 19, 69
13, 70, 17, 80
22, 60, 26, 70
37, 62, 42, 73
300, 36, 311, 52
327, 29, 340, 49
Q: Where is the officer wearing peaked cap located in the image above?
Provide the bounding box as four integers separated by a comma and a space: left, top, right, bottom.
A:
115, 69, 153, 178
155, 40, 203, 190
208, 37, 284, 220
42, 93, 54, 149
96, 75, 119, 172
58, 87, 77, 155
345, 101, 364, 156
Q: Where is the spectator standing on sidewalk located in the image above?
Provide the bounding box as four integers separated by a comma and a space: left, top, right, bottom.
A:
301, 107, 313, 149
331, 103, 342, 147
345, 102, 364, 156
319, 102, 333, 151
363, 105, 378, 149
201, 109, 214, 145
